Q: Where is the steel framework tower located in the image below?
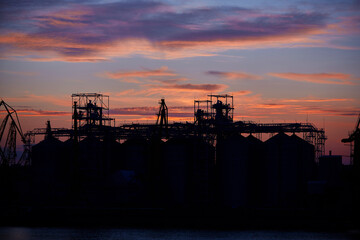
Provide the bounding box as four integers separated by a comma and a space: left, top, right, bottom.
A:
25, 93, 327, 162
72, 93, 114, 128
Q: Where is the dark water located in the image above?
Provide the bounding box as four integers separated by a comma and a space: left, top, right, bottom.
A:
0, 227, 356, 240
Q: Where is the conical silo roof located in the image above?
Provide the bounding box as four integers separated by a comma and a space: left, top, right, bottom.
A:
247, 134, 263, 144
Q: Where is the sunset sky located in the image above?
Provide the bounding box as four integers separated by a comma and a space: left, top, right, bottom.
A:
0, 0, 359, 163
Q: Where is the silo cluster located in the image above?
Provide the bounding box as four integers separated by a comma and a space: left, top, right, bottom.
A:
216, 132, 315, 209
30, 132, 317, 208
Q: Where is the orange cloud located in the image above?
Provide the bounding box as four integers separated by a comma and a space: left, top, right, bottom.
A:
158, 32, 326, 51
325, 16, 360, 35
2, 2, 358, 62
33, 9, 91, 28
228, 92, 359, 121
253, 104, 288, 109
109, 90, 358, 123
148, 83, 227, 92
0, 34, 161, 62
0, 29, 330, 62
207, 71, 262, 80
3, 94, 70, 108
15, 109, 71, 117
282, 98, 354, 103
294, 108, 359, 117
111, 106, 193, 119
231, 90, 253, 96
104, 66, 176, 79
0, 32, 83, 51
268, 72, 358, 85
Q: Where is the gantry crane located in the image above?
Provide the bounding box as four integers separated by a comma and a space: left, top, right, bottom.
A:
342, 113, 360, 167
0, 100, 30, 166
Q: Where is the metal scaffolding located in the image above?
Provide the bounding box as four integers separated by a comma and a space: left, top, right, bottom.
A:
72, 93, 114, 128
24, 93, 327, 161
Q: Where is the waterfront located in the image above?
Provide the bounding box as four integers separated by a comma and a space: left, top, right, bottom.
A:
0, 227, 357, 240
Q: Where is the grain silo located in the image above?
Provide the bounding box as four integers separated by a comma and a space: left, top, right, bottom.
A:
264, 132, 293, 207
264, 132, 315, 208
163, 137, 190, 206
246, 134, 265, 208
191, 137, 215, 206
319, 154, 342, 186
290, 134, 316, 187
163, 136, 215, 207
216, 134, 250, 208
147, 138, 165, 206
122, 138, 149, 175
103, 135, 122, 174
78, 136, 104, 177
78, 136, 104, 205
102, 135, 124, 205
31, 136, 65, 205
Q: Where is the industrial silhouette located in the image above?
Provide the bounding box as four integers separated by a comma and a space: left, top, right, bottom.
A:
0, 94, 359, 228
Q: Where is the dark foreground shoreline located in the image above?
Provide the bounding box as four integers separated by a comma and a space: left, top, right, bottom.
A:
1, 206, 358, 232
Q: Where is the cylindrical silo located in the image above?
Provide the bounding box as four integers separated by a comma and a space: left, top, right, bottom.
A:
78, 136, 104, 205
103, 135, 122, 174
163, 136, 215, 207
78, 136, 104, 177
190, 137, 215, 206
102, 136, 124, 206
31, 136, 65, 205
216, 134, 250, 208
291, 134, 316, 204
163, 137, 190, 206
264, 132, 293, 207
147, 138, 165, 206
246, 134, 265, 208
122, 138, 149, 175
264, 132, 315, 208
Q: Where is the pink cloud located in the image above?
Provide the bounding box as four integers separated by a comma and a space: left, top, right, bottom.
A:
231, 90, 253, 96
268, 72, 358, 85
207, 71, 262, 80
1, 2, 344, 62
104, 66, 176, 79
15, 109, 71, 116
4, 94, 70, 107
282, 98, 354, 103
151, 83, 227, 92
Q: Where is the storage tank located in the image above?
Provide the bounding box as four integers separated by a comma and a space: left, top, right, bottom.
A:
264, 132, 315, 207
79, 136, 104, 177
163, 137, 215, 207
147, 138, 165, 206
102, 136, 125, 206
122, 138, 149, 176
78, 136, 105, 205
61, 137, 79, 204
191, 137, 215, 206
246, 134, 265, 207
216, 134, 250, 208
31, 136, 65, 205
103, 135, 122, 174
319, 154, 342, 186
290, 134, 316, 185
